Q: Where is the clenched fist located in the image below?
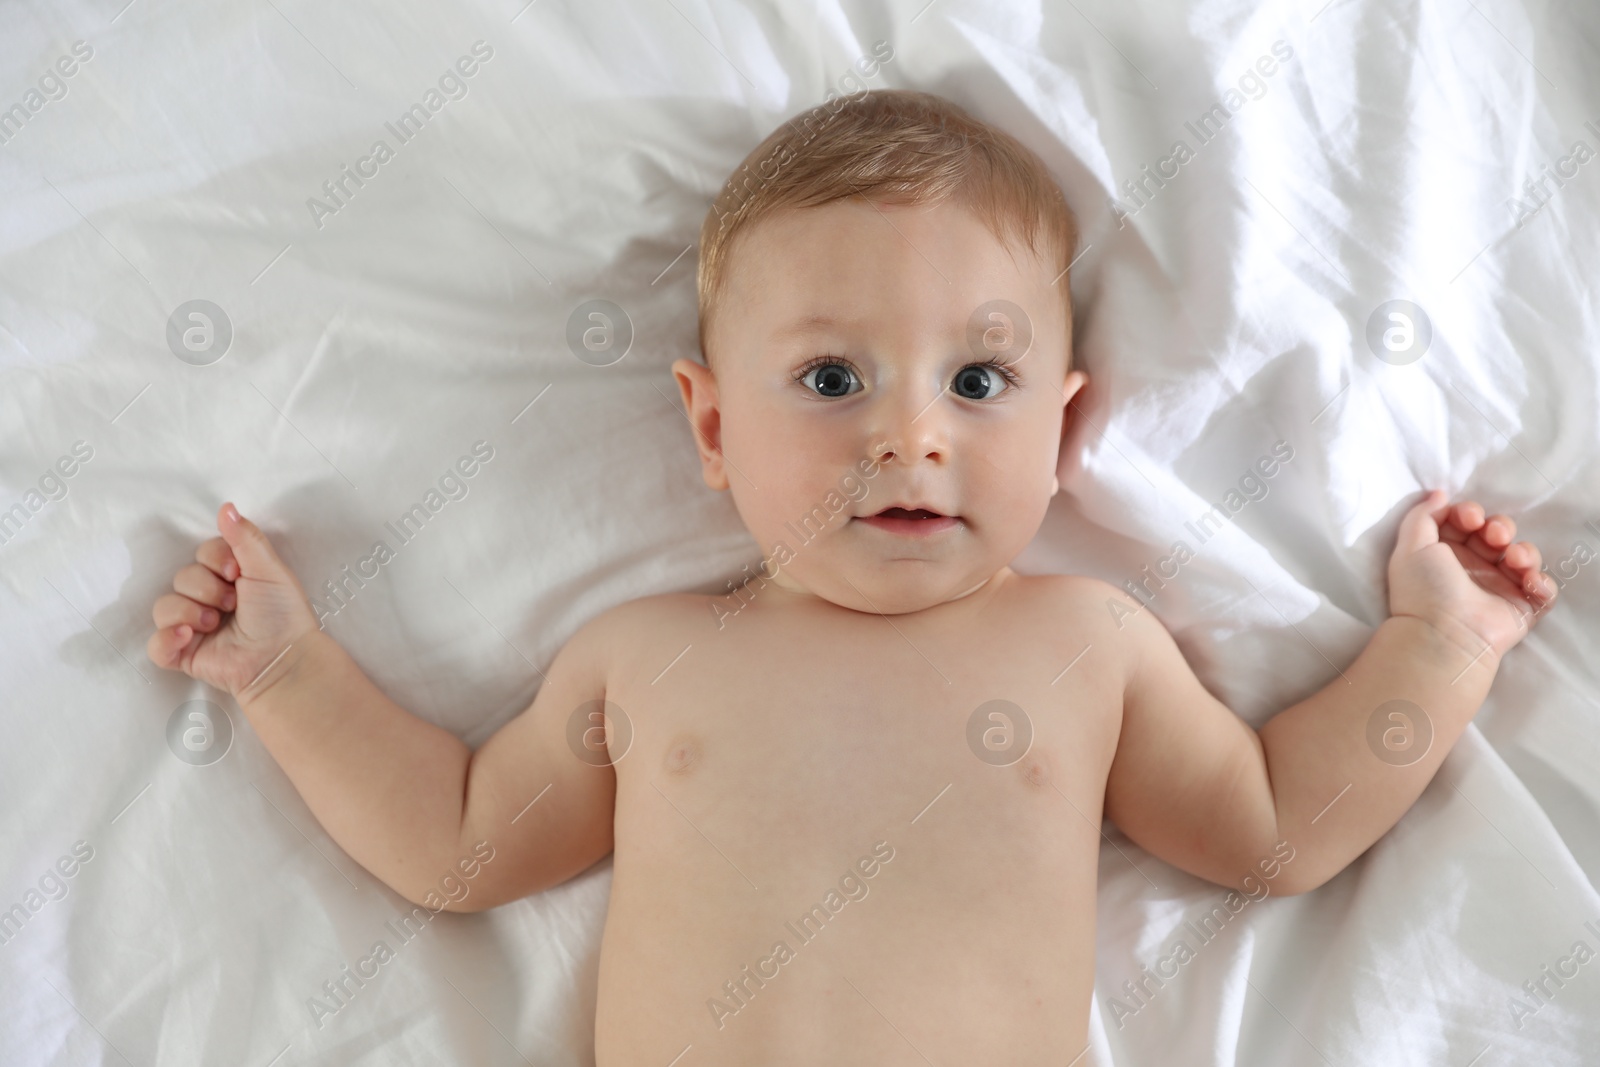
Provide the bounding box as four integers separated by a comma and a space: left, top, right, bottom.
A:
147, 502, 321, 700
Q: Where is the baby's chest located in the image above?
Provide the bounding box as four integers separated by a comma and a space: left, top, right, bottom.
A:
608, 645, 1120, 890
593, 593, 1116, 1060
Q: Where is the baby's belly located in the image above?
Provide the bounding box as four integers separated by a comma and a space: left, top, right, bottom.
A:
593, 759, 1102, 1066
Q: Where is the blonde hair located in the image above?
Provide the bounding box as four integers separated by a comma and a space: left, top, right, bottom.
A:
696, 88, 1079, 366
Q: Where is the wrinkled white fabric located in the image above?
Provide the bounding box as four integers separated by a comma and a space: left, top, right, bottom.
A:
2, 0, 1597, 1064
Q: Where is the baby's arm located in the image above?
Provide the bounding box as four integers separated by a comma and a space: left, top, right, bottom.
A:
147, 503, 616, 911
1102, 492, 1556, 896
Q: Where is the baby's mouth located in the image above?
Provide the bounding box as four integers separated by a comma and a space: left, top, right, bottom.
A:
854, 506, 961, 538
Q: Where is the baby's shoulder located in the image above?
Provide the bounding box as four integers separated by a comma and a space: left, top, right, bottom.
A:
1006, 571, 1145, 661
1008, 571, 1132, 619
574, 590, 721, 648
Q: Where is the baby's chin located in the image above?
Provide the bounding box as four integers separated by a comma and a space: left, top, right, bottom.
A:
783, 557, 1004, 616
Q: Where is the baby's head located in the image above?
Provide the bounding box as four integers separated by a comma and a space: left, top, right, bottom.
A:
671, 89, 1086, 615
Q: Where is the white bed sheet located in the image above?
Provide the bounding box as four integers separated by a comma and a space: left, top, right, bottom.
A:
2, 0, 1598, 1064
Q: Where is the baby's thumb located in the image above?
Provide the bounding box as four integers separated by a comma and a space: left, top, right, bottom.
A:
217, 502, 288, 580
1394, 488, 1447, 555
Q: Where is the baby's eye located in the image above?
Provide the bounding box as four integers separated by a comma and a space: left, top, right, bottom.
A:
950, 361, 1016, 400
798, 360, 861, 398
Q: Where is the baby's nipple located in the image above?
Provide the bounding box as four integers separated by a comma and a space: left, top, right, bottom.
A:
662, 735, 701, 776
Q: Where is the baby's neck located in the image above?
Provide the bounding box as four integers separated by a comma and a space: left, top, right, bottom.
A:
745, 564, 1017, 617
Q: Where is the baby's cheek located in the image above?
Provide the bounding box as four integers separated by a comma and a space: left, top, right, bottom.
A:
976, 472, 1054, 557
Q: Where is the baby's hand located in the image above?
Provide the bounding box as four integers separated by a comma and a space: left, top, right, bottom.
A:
146, 503, 321, 700
1387, 489, 1557, 659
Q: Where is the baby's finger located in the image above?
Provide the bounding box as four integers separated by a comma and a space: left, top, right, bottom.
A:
1501, 563, 1555, 601
1466, 514, 1515, 563
1488, 528, 1557, 605
1394, 490, 1449, 554
1440, 500, 1485, 544
1501, 540, 1543, 576
196, 537, 240, 582
174, 562, 236, 611
153, 592, 221, 633
1503, 546, 1557, 601
146, 623, 194, 669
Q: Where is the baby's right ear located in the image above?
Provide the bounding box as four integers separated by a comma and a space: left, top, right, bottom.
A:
670, 357, 730, 491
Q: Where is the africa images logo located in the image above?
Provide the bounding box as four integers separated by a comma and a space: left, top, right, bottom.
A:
305, 41, 495, 230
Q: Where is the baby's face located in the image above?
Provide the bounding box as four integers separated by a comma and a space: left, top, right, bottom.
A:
674, 197, 1086, 614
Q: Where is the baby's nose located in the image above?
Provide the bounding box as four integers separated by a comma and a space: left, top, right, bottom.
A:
869, 379, 954, 465
869, 430, 946, 466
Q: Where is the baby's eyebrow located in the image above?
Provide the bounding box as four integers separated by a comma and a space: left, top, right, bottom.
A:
776, 314, 845, 339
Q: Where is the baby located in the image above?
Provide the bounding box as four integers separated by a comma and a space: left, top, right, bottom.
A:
147, 90, 1558, 1064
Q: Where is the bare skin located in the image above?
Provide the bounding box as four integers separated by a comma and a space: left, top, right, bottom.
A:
147, 198, 1557, 1064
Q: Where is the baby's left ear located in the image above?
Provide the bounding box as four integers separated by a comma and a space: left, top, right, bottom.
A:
671, 357, 730, 491
1061, 369, 1088, 406
1055, 370, 1088, 496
